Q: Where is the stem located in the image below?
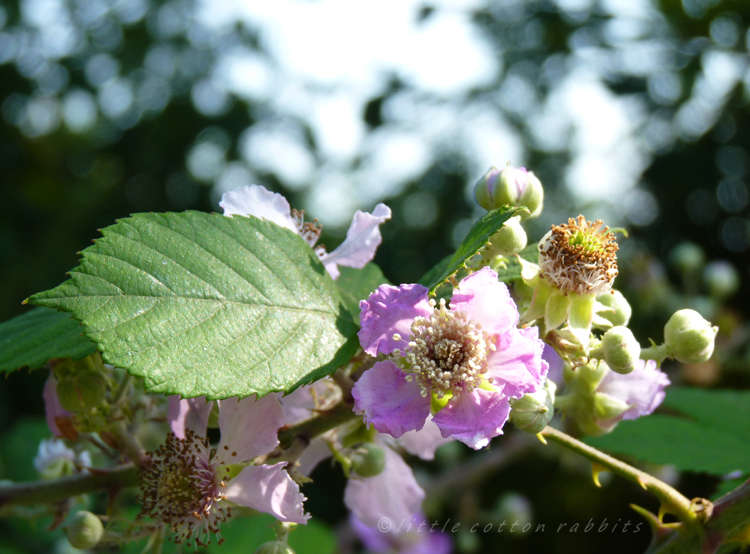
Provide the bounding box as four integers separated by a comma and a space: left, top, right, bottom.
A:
640, 343, 670, 365
111, 373, 132, 406
108, 420, 149, 468
0, 464, 139, 509
278, 400, 358, 449
540, 426, 699, 526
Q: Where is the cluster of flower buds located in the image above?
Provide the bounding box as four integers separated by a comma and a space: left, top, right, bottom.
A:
471, 163, 719, 439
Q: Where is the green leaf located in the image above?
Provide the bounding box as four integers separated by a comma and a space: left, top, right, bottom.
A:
586, 387, 750, 475
336, 263, 390, 321
418, 206, 522, 292
29, 212, 359, 399
0, 308, 97, 373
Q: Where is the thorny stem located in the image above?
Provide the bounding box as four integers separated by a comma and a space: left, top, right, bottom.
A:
108, 420, 149, 468
0, 464, 139, 509
540, 426, 700, 527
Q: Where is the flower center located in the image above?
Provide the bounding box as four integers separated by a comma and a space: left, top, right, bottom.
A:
538, 215, 618, 295
139, 429, 230, 547
291, 209, 327, 257
402, 298, 495, 398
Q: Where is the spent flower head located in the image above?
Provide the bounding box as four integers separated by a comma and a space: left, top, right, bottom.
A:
538, 215, 619, 295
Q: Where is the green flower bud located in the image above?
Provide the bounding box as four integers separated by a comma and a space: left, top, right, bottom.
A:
509, 380, 556, 434
601, 326, 640, 374
488, 216, 528, 256
350, 443, 386, 478
65, 511, 104, 550
56, 371, 107, 413
254, 541, 296, 554
669, 242, 705, 274
596, 290, 632, 327
474, 163, 544, 219
664, 309, 718, 363
703, 261, 740, 299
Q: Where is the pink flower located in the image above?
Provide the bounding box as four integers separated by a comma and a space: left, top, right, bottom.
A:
220, 184, 391, 279
140, 394, 307, 548
595, 359, 670, 431
352, 267, 547, 449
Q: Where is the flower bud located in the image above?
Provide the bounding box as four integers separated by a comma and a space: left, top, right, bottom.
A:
664, 309, 718, 364
669, 242, 705, 274
489, 216, 528, 256
65, 511, 104, 550
509, 380, 556, 434
474, 163, 544, 219
601, 326, 640, 374
703, 261, 739, 299
350, 443, 386, 478
254, 541, 296, 554
596, 290, 632, 327
56, 371, 107, 413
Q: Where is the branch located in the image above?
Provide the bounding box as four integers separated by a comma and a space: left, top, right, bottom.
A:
540, 426, 699, 527
278, 400, 358, 448
0, 464, 139, 509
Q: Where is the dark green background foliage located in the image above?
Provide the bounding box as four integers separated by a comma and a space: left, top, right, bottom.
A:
1, 0, 749, 552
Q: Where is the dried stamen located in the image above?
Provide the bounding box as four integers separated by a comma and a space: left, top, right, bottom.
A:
139, 429, 230, 547
538, 215, 618, 295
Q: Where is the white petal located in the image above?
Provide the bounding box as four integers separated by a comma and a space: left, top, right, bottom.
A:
217, 394, 284, 464
220, 184, 297, 233
319, 204, 391, 278
167, 396, 213, 439
224, 463, 309, 524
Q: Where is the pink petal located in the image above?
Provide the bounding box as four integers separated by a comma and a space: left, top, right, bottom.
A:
224, 463, 309, 524
217, 394, 284, 464
43, 372, 71, 438
344, 446, 424, 528
395, 416, 452, 460
167, 396, 213, 439
352, 361, 430, 438
450, 267, 518, 335
220, 185, 297, 233
319, 204, 391, 279
597, 359, 670, 421
358, 284, 432, 356
432, 388, 511, 450
485, 326, 548, 399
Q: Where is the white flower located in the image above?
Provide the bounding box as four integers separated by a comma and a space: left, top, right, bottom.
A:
220, 185, 391, 279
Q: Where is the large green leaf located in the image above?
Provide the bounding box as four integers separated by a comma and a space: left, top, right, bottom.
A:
586, 388, 750, 475
29, 212, 359, 399
0, 308, 97, 373
336, 263, 390, 321
418, 206, 522, 292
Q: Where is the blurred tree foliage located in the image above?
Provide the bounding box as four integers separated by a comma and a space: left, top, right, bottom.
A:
0, 0, 748, 552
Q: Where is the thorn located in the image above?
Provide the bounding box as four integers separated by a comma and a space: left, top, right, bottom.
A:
591, 462, 606, 488
535, 433, 547, 445
637, 476, 649, 490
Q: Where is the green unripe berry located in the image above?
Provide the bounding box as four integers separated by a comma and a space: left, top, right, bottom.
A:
489, 216, 528, 256
65, 511, 104, 549
596, 290, 632, 327
56, 372, 107, 413
254, 541, 296, 554
669, 242, 705, 274
664, 309, 718, 364
703, 261, 740, 299
509, 380, 556, 434
350, 443, 386, 478
601, 326, 640, 374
